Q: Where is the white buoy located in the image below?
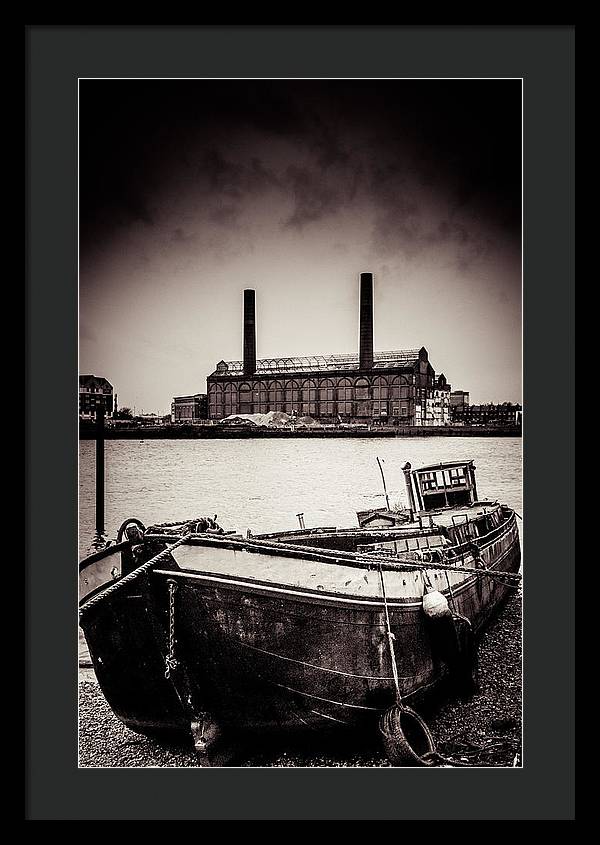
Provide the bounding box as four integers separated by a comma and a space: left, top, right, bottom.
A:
422, 589, 451, 620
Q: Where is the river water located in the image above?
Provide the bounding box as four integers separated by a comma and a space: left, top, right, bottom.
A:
79, 436, 523, 765
79, 436, 522, 558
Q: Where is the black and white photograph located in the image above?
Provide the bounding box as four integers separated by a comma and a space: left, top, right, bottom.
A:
77, 77, 524, 769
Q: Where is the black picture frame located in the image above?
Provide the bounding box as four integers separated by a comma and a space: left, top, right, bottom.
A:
26, 25, 575, 820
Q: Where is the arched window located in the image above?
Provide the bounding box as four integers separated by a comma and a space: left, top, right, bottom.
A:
389, 377, 401, 419
223, 382, 238, 416
318, 378, 335, 417
389, 376, 406, 399
252, 380, 268, 413
389, 375, 413, 420
208, 383, 216, 418
209, 383, 225, 419
238, 382, 252, 414
354, 377, 370, 400
399, 374, 412, 400
284, 380, 301, 414
262, 380, 284, 412
301, 379, 317, 416
373, 376, 389, 400
354, 377, 372, 418
373, 376, 389, 418
337, 377, 353, 417
264, 380, 278, 411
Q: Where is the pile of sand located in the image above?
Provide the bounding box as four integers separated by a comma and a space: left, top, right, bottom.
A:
220, 414, 259, 426
220, 411, 293, 428
262, 410, 291, 427
220, 412, 324, 428
296, 416, 321, 427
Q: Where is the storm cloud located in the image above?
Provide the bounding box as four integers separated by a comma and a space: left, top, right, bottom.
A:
80, 80, 520, 258
79, 79, 522, 412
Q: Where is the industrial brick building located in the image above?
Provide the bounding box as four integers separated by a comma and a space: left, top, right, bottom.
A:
207, 273, 449, 426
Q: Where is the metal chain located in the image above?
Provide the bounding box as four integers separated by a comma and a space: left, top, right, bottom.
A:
164, 579, 178, 679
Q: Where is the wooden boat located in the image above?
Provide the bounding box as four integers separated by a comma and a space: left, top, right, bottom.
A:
79, 459, 521, 765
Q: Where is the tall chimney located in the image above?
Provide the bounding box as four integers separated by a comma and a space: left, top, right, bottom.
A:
243, 289, 256, 375
359, 272, 374, 370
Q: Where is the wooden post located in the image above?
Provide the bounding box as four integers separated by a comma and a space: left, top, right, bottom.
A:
439, 462, 449, 507
402, 462, 417, 516
470, 463, 479, 502
95, 403, 105, 535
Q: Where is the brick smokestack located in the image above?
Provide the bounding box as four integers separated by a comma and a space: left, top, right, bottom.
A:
359, 272, 374, 370
243, 289, 256, 375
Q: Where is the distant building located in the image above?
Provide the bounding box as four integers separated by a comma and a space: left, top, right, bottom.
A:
450, 402, 522, 426
426, 374, 451, 426
134, 413, 162, 426
207, 274, 444, 426
450, 390, 470, 408
79, 375, 114, 419
171, 394, 208, 422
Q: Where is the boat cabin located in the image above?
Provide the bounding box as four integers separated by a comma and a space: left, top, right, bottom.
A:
403, 460, 479, 513
355, 507, 411, 528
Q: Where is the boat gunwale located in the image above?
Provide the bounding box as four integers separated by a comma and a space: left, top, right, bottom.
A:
143, 509, 517, 573
151, 527, 519, 608
78, 540, 131, 573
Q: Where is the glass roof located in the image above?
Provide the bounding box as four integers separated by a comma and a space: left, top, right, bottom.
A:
211, 350, 422, 376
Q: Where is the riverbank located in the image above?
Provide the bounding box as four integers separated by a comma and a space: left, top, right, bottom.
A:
78, 593, 522, 768
80, 423, 522, 440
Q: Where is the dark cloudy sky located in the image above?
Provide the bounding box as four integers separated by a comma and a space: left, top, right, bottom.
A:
79, 79, 522, 413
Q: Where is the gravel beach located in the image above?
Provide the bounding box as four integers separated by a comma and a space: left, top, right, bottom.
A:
78, 592, 521, 768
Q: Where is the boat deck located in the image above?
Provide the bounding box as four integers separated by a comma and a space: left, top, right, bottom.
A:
164, 506, 511, 604
412, 500, 502, 528
166, 542, 435, 602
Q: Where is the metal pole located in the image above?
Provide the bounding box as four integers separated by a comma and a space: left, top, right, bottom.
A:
95, 403, 105, 535
377, 457, 391, 510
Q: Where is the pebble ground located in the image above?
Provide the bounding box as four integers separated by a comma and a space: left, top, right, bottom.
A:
78, 593, 522, 768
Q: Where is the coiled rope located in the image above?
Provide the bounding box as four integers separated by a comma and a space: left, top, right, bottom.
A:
145, 516, 224, 535
79, 533, 190, 619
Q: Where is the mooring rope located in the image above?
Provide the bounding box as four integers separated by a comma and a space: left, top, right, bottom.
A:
377, 562, 402, 705
361, 545, 521, 583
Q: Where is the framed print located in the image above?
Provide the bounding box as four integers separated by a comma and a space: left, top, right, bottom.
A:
26, 24, 574, 821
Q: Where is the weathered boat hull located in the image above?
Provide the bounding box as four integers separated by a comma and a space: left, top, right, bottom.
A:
79, 514, 520, 739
